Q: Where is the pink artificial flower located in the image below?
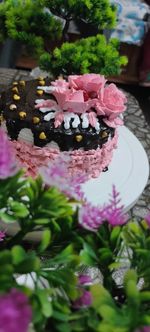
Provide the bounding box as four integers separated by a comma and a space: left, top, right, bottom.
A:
79, 186, 128, 231
72, 274, 92, 309
39, 154, 86, 200
72, 290, 92, 309
0, 230, 6, 241
0, 128, 18, 179
101, 185, 128, 227
78, 203, 104, 232
96, 83, 127, 119
136, 327, 150, 332
144, 213, 150, 227
68, 74, 106, 94
0, 288, 32, 332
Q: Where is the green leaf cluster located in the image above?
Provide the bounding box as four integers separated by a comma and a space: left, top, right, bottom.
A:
0, 0, 62, 55
44, 0, 116, 29
40, 34, 127, 77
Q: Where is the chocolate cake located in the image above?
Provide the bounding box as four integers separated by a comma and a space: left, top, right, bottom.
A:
0, 74, 126, 178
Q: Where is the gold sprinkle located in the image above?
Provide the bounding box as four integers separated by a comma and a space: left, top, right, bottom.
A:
13, 94, 20, 101
101, 131, 108, 139
37, 90, 44, 96
9, 104, 17, 111
12, 87, 19, 93
75, 135, 83, 142
13, 82, 18, 86
38, 76, 44, 80
19, 80, 25, 86
39, 132, 47, 140
19, 111, 26, 119
33, 116, 40, 124
38, 80, 45, 86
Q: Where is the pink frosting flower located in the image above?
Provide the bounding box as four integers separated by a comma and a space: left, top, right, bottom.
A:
0, 288, 32, 332
68, 74, 106, 94
51, 78, 69, 89
64, 90, 95, 114
0, 128, 18, 179
96, 83, 127, 119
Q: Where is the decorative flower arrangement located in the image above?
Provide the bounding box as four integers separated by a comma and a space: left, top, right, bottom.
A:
35, 73, 127, 128
0, 128, 150, 332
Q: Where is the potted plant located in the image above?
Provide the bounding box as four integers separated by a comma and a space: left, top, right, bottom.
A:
0, 0, 127, 75
0, 128, 150, 332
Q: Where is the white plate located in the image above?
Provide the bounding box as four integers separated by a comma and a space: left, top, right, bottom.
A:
82, 126, 149, 212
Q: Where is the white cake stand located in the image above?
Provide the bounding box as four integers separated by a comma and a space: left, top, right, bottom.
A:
82, 126, 149, 212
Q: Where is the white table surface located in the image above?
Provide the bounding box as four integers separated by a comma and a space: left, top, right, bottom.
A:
82, 126, 149, 212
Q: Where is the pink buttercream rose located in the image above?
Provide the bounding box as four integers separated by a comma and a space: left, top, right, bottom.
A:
64, 90, 95, 114
96, 83, 127, 119
68, 74, 106, 95
51, 78, 69, 89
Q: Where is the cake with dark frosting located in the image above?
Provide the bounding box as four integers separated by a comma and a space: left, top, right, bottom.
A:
0, 74, 126, 178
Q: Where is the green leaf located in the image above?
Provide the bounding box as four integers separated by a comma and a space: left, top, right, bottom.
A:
38, 229, 51, 252
91, 284, 115, 310
9, 201, 29, 218
110, 226, 121, 247
0, 212, 16, 223
80, 242, 98, 265
11, 245, 26, 265
36, 289, 53, 318
34, 218, 51, 225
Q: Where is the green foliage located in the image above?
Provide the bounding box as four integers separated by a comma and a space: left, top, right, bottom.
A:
44, 0, 116, 29
0, 171, 150, 330
0, 0, 62, 55
40, 34, 127, 77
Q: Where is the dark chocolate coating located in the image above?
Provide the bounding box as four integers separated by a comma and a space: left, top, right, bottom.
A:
0, 78, 115, 151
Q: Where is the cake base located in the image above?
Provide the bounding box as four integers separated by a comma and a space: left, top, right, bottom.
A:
11, 132, 118, 179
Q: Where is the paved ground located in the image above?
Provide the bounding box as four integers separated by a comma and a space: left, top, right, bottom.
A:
0, 68, 150, 220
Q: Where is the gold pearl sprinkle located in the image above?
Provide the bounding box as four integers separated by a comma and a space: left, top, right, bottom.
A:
13, 94, 20, 101
19, 111, 26, 119
101, 131, 108, 139
33, 116, 40, 124
13, 82, 18, 86
39, 132, 47, 140
12, 87, 19, 93
38, 76, 44, 80
38, 80, 45, 86
75, 135, 83, 143
9, 104, 17, 111
19, 80, 26, 86
37, 90, 44, 96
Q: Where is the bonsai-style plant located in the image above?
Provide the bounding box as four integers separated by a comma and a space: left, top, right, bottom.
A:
0, 0, 127, 76
0, 128, 150, 332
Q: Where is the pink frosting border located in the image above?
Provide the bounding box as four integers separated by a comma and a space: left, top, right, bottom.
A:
11, 132, 118, 179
